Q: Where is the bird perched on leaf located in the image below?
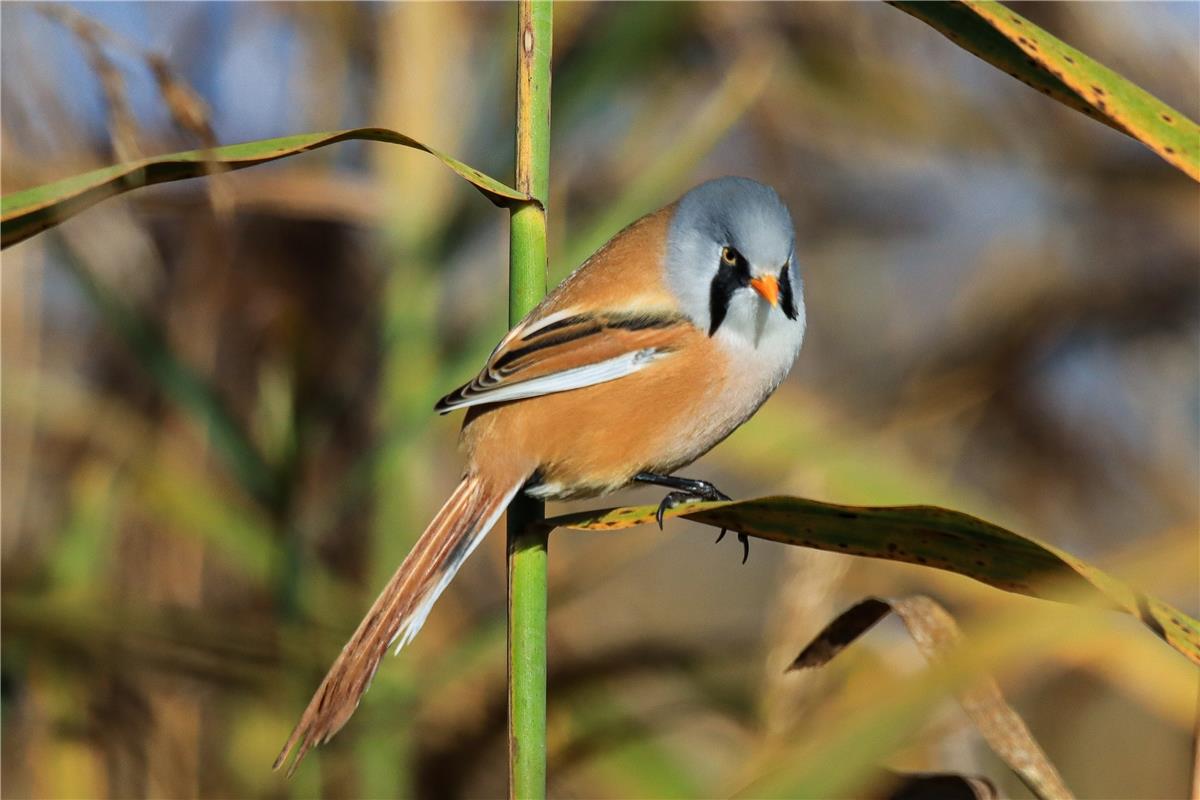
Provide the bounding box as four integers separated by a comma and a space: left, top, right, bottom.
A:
276, 176, 806, 773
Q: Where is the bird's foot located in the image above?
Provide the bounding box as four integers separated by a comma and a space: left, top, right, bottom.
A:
671, 478, 731, 503
636, 472, 746, 564
652, 483, 730, 528
654, 491, 699, 529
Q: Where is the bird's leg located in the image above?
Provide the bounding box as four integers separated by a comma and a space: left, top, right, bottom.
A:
633, 472, 730, 501
633, 472, 749, 563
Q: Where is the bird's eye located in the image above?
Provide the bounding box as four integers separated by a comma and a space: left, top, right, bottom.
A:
720, 246, 739, 266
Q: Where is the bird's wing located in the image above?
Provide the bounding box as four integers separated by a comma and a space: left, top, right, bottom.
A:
435, 308, 694, 413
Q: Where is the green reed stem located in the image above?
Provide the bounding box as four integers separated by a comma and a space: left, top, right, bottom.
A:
507, 0, 551, 797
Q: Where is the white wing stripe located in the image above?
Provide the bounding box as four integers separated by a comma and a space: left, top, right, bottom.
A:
438, 347, 673, 412
488, 307, 583, 358
515, 307, 583, 339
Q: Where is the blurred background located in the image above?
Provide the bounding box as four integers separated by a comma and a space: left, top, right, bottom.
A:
2, 2, 1197, 798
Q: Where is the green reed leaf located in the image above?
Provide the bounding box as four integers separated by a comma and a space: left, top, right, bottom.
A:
1, 127, 531, 249
890, 1, 1200, 181
547, 496, 1200, 666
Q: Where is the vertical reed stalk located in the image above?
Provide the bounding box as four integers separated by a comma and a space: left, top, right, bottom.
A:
507, 0, 552, 797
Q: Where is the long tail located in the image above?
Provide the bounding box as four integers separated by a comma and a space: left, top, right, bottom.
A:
274, 472, 522, 775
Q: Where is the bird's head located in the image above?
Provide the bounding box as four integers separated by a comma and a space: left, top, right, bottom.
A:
665, 177, 804, 343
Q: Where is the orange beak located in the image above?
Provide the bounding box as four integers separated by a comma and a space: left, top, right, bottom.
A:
749, 274, 780, 307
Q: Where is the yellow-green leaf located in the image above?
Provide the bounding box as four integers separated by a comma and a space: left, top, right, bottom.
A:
546, 496, 1200, 666
0, 127, 530, 249
890, 0, 1200, 181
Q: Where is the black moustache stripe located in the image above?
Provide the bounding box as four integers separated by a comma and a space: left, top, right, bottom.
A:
779, 263, 799, 321
708, 255, 751, 336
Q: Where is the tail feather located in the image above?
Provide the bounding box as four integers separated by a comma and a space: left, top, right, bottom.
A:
274, 472, 521, 775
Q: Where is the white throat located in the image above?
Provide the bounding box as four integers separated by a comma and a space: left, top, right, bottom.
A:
712, 292, 806, 394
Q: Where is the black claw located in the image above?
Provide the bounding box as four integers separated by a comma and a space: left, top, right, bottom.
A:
714, 528, 748, 563
655, 491, 691, 530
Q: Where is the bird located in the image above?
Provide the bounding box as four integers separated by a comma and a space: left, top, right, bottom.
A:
275, 176, 806, 773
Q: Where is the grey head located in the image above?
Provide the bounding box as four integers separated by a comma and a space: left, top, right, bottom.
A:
665, 177, 804, 348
